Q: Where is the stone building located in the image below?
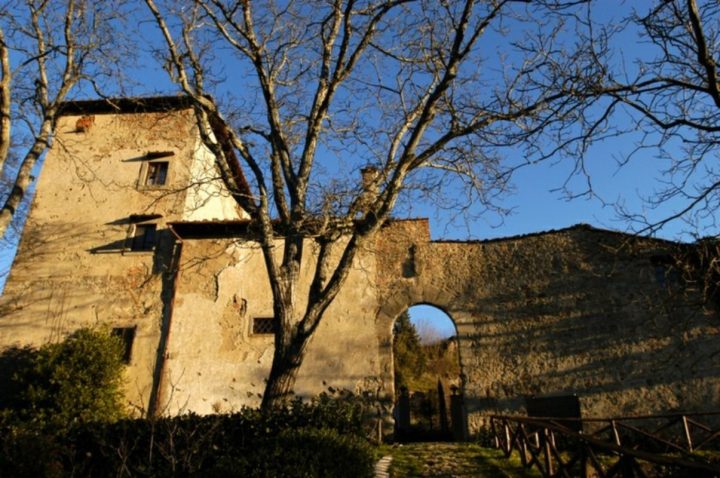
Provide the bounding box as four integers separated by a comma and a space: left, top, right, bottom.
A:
1, 97, 719, 432
0, 97, 246, 415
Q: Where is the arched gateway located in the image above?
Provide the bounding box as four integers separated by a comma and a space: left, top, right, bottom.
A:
392, 305, 465, 441
1, 99, 718, 437
156, 218, 720, 435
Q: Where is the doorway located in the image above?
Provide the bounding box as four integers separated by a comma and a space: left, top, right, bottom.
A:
392, 304, 466, 441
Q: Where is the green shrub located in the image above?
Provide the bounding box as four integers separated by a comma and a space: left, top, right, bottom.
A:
0, 427, 67, 478
206, 427, 374, 478
0, 398, 377, 477
1, 358, 377, 477
272, 427, 374, 478
5, 327, 127, 431
267, 392, 369, 436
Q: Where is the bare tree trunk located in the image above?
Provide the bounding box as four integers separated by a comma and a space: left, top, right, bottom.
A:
260, 233, 306, 409
0, 27, 10, 173
0, 120, 52, 236
261, 331, 308, 409
260, 232, 371, 409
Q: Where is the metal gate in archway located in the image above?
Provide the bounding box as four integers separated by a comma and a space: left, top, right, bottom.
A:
394, 379, 468, 442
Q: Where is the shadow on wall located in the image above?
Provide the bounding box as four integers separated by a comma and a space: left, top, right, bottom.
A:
395, 232, 720, 419
0, 220, 169, 345
461, 276, 720, 416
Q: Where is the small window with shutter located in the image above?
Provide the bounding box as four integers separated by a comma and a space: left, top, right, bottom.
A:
252, 317, 275, 335
130, 224, 157, 251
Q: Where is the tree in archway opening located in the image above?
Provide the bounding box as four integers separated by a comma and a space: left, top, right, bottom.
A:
393, 311, 425, 392
393, 311, 460, 393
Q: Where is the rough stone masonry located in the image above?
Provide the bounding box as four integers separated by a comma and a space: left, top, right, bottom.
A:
1, 97, 718, 433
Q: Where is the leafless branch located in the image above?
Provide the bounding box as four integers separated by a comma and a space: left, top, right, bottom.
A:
598, 0, 720, 234
0, 27, 10, 175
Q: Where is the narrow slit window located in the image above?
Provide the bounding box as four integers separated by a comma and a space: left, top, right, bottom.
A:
112, 326, 137, 364
146, 161, 169, 186
130, 224, 157, 251
253, 317, 275, 335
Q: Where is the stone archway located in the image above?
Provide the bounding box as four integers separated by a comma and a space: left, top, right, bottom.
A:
376, 281, 469, 387
391, 303, 468, 441
373, 269, 472, 440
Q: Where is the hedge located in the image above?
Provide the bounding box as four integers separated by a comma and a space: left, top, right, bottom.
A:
0, 397, 375, 478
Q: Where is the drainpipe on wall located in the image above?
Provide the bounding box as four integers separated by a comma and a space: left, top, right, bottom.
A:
147, 225, 183, 417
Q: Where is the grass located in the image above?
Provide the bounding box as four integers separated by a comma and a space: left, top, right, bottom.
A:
375, 443, 720, 477
377, 442, 542, 478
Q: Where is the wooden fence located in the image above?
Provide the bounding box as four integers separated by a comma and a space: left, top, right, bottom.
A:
490, 412, 720, 477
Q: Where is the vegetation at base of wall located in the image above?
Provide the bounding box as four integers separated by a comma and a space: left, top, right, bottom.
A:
0, 328, 127, 432
0, 395, 376, 478
208, 427, 375, 478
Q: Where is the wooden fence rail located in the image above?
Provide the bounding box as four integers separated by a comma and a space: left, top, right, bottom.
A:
490, 413, 720, 477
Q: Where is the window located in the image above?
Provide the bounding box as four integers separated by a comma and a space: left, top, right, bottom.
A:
124, 215, 161, 253
252, 317, 275, 335
130, 224, 157, 251
145, 161, 169, 186
112, 326, 137, 364
139, 151, 173, 189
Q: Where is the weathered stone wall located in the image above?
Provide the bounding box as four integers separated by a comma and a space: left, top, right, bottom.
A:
1, 102, 717, 433
159, 236, 382, 414
0, 104, 244, 414
155, 219, 720, 433
373, 221, 720, 431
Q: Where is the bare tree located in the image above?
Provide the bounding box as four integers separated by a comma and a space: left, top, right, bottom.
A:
144, 0, 607, 408
413, 316, 449, 345
0, 0, 131, 239
581, 0, 720, 234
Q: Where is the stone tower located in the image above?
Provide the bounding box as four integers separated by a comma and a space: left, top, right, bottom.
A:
0, 96, 247, 413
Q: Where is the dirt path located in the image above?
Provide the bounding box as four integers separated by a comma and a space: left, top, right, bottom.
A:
379, 442, 540, 478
